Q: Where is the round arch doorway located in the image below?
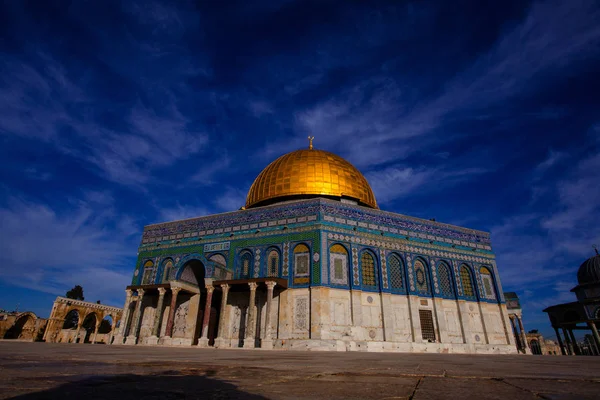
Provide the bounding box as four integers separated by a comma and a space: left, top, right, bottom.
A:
178, 259, 221, 346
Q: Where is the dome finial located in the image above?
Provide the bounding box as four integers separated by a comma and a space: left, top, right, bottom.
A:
308, 136, 314, 150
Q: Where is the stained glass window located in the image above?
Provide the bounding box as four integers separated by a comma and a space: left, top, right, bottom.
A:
267, 250, 279, 277
414, 259, 429, 293
388, 254, 404, 290
162, 260, 173, 282
436, 262, 453, 297
460, 265, 475, 298
240, 252, 252, 279
294, 244, 310, 276
330, 244, 348, 285
361, 252, 376, 287
142, 261, 154, 284
480, 267, 496, 300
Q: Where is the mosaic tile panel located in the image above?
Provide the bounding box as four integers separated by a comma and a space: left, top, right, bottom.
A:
380, 249, 388, 289
352, 247, 359, 286
282, 242, 290, 276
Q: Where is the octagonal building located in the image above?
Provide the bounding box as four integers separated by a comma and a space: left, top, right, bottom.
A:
112, 142, 517, 353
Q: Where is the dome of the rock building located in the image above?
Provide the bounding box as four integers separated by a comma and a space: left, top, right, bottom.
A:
577, 253, 600, 285
245, 144, 378, 209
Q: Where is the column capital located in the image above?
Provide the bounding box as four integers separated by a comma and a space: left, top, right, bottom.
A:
171, 287, 181, 295
248, 282, 258, 291
266, 281, 277, 290
206, 285, 215, 294
220, 283, 230, 291
137, 288, 145, 297
125, 289, 133, 297
157, 287, 167, 296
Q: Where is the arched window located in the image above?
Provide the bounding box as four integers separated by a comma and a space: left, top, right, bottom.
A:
361, 251, 377, 288
460, 265, 475, 298
267, 250, 279, 277
162, 259, 174, 282
294, 244, 310, 277
388, 254, 404, 290
329, 244, 348, 285
437, 262, 454, 297
240, 252, 252, 279
414, 259, 429, 294
142, 260, 154, 284
480, 267, 496, 300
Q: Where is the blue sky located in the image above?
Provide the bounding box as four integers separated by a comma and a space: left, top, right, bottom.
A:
0, 0, 599, 339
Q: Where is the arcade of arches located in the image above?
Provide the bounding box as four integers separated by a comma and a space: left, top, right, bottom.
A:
43, 297, 122, 344
113, 258, 284, 348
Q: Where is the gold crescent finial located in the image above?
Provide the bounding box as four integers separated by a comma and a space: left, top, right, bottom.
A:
308, 136, 314, 149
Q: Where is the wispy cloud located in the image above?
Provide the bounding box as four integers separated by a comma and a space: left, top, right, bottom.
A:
366, 165, 488, 204
0, 194, 136, 306
267, 0, 600, 173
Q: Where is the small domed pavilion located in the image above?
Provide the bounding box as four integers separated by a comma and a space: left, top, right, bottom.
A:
543, 250, 600, 355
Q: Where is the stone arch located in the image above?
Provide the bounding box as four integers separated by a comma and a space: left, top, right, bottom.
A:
530, 339, 542, 355
81, 312, 99, 343
176, 258, 207, 288
4, 312, 37, 340
208, 253, 227, 267
62, 309, 81, 330
175, 253, 213, 280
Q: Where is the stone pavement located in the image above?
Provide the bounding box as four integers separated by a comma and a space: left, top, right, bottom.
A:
0, 342, 599, 399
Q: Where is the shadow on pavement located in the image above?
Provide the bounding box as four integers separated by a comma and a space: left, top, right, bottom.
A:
8, 370, 268, 400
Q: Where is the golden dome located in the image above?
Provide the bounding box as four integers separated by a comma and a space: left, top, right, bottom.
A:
246, 144, 378, 209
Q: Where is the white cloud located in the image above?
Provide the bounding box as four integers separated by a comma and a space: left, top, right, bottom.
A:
0, 195, 135, 307
158, 204, 212, 223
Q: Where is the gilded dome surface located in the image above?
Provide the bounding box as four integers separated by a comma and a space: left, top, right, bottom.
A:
246, 147, 378, 209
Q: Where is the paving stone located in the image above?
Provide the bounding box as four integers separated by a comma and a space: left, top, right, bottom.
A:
413, 376, 536, 400
505, 378, 600, 400
1, 342, 600, 400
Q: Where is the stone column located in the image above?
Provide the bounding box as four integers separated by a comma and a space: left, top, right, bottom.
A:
197, 286, 215, 347
554, 327, 567, 355
113, 289, 133, 344
587, 321, 600, 354
517, 316, 530, 354
509, 316, 521, 351
562, 328, 573, 355
109, 319, 117, 345
126, 289, 145, 345
73, 315, 84, 343
243, 282, 258, 348
568, 329, 580, 355
92, 321, 101, 344
151, 288, 167, 337
262, 281, 277, 349
164, 287, 181, 337
214, 284, 230, 348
